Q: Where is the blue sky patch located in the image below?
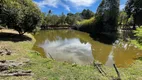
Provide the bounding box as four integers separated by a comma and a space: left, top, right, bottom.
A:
34, 0, 127, 15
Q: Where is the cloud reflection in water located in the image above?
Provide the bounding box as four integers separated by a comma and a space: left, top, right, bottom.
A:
39, 38, 94, 65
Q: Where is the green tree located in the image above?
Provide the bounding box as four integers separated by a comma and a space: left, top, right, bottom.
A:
95, 0, 120, 34
81, 9, 94, 19
125, 0, 142, 29
41, 10, 61, 28
127, 16, 134, 26
0, 0, 42, 35
41, 13, 47, 26
74, 13, 82, 21
50, 15, 60, 25
42, 13, 51, 26
65, 13, 76, 26
133, 26, 142, 49
119, 11, 127, 26
59, 12, 66, 25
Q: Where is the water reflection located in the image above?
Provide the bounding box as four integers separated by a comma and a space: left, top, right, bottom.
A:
33, 30, 142, 67
39, 38, 94, 65
105, 47, 115, 67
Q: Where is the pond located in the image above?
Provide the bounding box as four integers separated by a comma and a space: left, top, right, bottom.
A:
32, 30, 142, 67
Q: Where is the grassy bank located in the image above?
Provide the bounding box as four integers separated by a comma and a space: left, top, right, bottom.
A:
76, 17, 95, 33
0, 29, 142, 80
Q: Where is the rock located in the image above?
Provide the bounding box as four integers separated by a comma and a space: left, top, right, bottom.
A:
0, 73, 33, 77
0, 50, 2, 52
0, 70, 33, 77
13, 73, 33, 76
0, 60, 6, 63
8, 60, 15, 63
0, 49, 12, 56
0, 60, 24, 70
0, 59, 33, 77
5, 49, 12, 55
0, 50, 4, 56
0, 65, 9, 71
21, 70, 32, 73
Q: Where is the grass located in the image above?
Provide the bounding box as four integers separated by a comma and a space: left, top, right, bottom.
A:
22, 52, 108, 80
76, 17, 95, 33
77, 17, 95, 26
0, 29, 142, 80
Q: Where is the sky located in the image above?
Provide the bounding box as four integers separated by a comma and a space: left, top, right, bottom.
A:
34, 0, 127, 15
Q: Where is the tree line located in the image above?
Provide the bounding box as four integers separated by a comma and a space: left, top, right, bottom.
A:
41, 9, 95, 29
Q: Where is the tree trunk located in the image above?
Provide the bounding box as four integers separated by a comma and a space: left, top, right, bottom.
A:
133, 16, 136, 30
133, 24, 136, 30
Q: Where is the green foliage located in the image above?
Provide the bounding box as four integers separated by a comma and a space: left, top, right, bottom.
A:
74, 12, 82, 21
49, 15, 60, 25
41, 12, 66, 27
127, 15, 134, 26
41, 9, 95, 27
0, 0, 42, 34
125, 0, 142, 27
81, 9, 95, 19
41, 11, 84, 27
65, 13, 76, 25
41, 13, 48, 27
118, 11, 128, 25
58, 12, 66, 25
95, 0, 119, 34
132, 26, 142, 49
77, 17, 95, 26
135, 27, 142, 42
65, 12, 82, 26
76, 17, 95, 33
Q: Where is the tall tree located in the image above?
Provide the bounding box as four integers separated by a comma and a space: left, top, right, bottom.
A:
118, 11, 128, 27
95, 0, 120, 34
125, 0, 142, 29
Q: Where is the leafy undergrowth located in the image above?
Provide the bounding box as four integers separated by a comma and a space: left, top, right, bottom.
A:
76, 17, 95, 33
131, 26, 142, 49
0, 29, 142, 80
77, 17, 95, 26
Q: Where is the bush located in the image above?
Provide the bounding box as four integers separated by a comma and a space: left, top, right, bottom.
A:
132, 26, 142, 49
76, 17, 95, 33
0, 0, 42, 35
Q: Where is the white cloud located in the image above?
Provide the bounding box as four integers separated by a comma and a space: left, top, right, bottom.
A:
62, 4, 71, 11
66, 0, 97, 7
34, 0, 70, 11
60, 2, 71, 11
35, 0, 59, 8
34, 0, 97, 11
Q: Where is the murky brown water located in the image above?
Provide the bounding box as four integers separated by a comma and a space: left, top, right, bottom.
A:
32, 30, 142, 67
